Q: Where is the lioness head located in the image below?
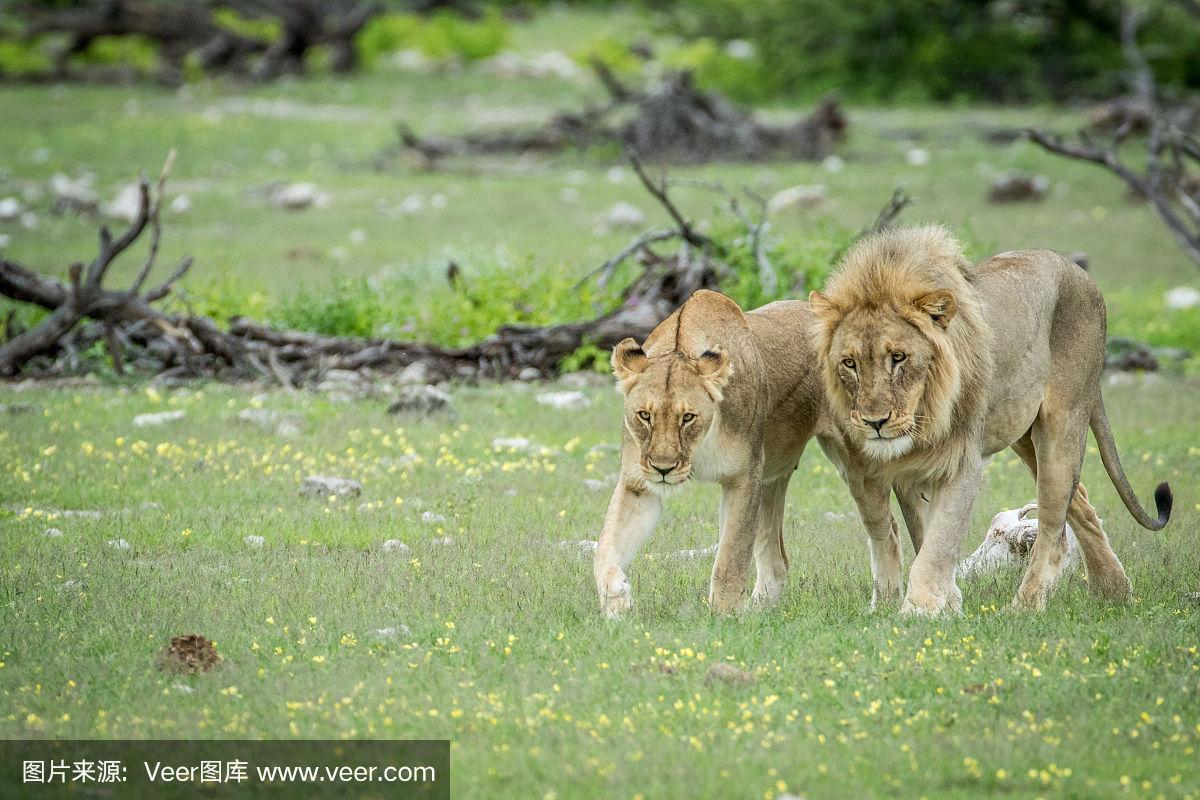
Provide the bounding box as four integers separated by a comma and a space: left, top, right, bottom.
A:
810, 225, 973, 461
611, 339, 731, 487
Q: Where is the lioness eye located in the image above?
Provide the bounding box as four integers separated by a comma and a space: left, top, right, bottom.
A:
842, 358, 856, 370
637, 410, 651, 422
892, 352, 907, 364
682, 413, 696, 423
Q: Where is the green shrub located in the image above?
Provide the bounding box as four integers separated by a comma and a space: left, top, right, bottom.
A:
666, 0, 1200, 103
574, 36, 643, 77
211, 8, 280, 42
70, 34, 158, 74
356, 10, 508, 68
0, 37, 52, 75
664, 38, 770, 103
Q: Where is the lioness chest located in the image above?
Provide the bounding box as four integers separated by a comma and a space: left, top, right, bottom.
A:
690, 424, 747, 482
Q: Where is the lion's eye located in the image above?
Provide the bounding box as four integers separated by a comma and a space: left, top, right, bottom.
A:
637, 410, 651, 422
842, 358, 856, 370
892, 352, 907, 364
681, 413, 696, 423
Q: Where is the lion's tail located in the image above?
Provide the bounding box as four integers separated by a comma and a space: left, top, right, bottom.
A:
1090, 396, 1172, 531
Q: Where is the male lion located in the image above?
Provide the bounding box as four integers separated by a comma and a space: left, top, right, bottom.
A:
810, 224, 1172, 613
593, 289, 837, 617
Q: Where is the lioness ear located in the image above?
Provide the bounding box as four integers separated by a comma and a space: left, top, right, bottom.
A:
809, 290, 841, 323
695, 348, 731, 397
611, 338, 648, 390
915, 289, 957, 329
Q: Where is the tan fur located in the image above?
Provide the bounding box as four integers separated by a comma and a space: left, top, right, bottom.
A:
594, 290, 833, 617
811, 225, 1172, 613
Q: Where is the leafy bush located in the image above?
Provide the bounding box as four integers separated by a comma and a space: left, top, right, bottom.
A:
573, 36, 643, 77
663, 38, 770, 104
357, 10, 508, 68
0, 37, 52, 75
667, 0, 1200, 103
70, 34, 158, 74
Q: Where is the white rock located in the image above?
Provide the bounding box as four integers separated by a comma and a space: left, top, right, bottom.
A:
299, 475, 362, 498
558, 539, 598, 554
603, 201, 646, 229
822, 155, 845, 173
906, 147, 930, 166
104, 183, 143, 222
49, 173, 99, 211
388, 385, 453, 416
431, 536, 454, 545
518, 367, 542, 381
20, 212, 37, 229
107, 538, 131, 550
349, 228, 366, 244
421, 511, 447, 524
673, 543, 718, 559
271, 182, 327, 211
0, 234, 10, 249
132, 410, 186, 427
493, 437, 531, 451
430, 193, 447, 209
559, 187, 580, 204
169, 194, 192, 214
391, 49, 434, 73
536, 390, 591, 410
382, 539, 411, 553
768, 184, 828, 215
606, 166, 627, 184
583, 479, 608, 492
243, 535, 265, 547
399, 194, 425, 215
396, 361, 429, 385
372, 624, 412, 638
172, 683, 196, 694
236, 408, 281, 427
1165, 286, 1200, 311
44, 528, 64, 538
724, 39, 756, 60
0, 196, 22, 220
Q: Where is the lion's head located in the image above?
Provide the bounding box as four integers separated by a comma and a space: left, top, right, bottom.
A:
611, 340, 731, 487
810, 224, 983, 461
610, 290, 743, 488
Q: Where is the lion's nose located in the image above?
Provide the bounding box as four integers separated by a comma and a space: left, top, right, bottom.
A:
652, 463, 675, 477
864, 414, 890, 432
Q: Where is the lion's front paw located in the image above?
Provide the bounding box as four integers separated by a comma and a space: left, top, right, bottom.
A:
901, 580, 963, 617
870, 584, 903, 613
599, 569, 633, 619
708, 583, 748, 616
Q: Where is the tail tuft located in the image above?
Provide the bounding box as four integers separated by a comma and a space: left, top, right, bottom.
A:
1153, 482, 1173, 529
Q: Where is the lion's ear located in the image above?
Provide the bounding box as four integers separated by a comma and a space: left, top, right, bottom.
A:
612, 338, 648, 390
809, 290, 841, 324
915, 289, 957, 329
696, 348, 731, 396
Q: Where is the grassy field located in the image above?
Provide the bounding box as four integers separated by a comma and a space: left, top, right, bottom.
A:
1, 377, 1198, 798
1, 6, 1200, 799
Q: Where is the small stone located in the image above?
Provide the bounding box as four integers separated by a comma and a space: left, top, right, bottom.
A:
1165, 286, 1200, 311
518, 367, 542, 381
107, 538, 131, 550
271, 182, 328, 210
422, 511, 447, 524
382, 539, 411, 553
988, 172, 1049, 203
396, 361, 429, 385
906, 147, 930, 166
768, 184, 828, 215
822, 155, 845, 173
49, 173, 99, 213
243, 535, 265, 547
132, 410, 186, 427
388, 384, 453, 416
431, 536, 454, 545
0, 196, 22, 220
603, 201, 646, 229
169, 194, 192, 214
536, 390, 590, 410
104, 183, 144, 222
492, 437, 531, 451
372, 624, 412, 638
558, 371, 608, 389
706, 662, 755, 685
44, 528, 64, 538
583, 479, 607, 492
299, 475, 362, 498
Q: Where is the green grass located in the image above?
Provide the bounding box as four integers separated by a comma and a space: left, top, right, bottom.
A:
0, 378, 1198, 798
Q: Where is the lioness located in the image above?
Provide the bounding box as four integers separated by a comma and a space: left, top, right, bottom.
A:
593, 289, 836, 617
810, 224, 1172, 614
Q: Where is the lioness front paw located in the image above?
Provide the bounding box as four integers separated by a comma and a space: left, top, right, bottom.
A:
599, 569, 633, 619
708, 583, 748, 616
901, 581, 963, 617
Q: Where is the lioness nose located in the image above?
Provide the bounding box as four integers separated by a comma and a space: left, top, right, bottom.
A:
864, 414, 890, 432
652, 464, 674, 477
